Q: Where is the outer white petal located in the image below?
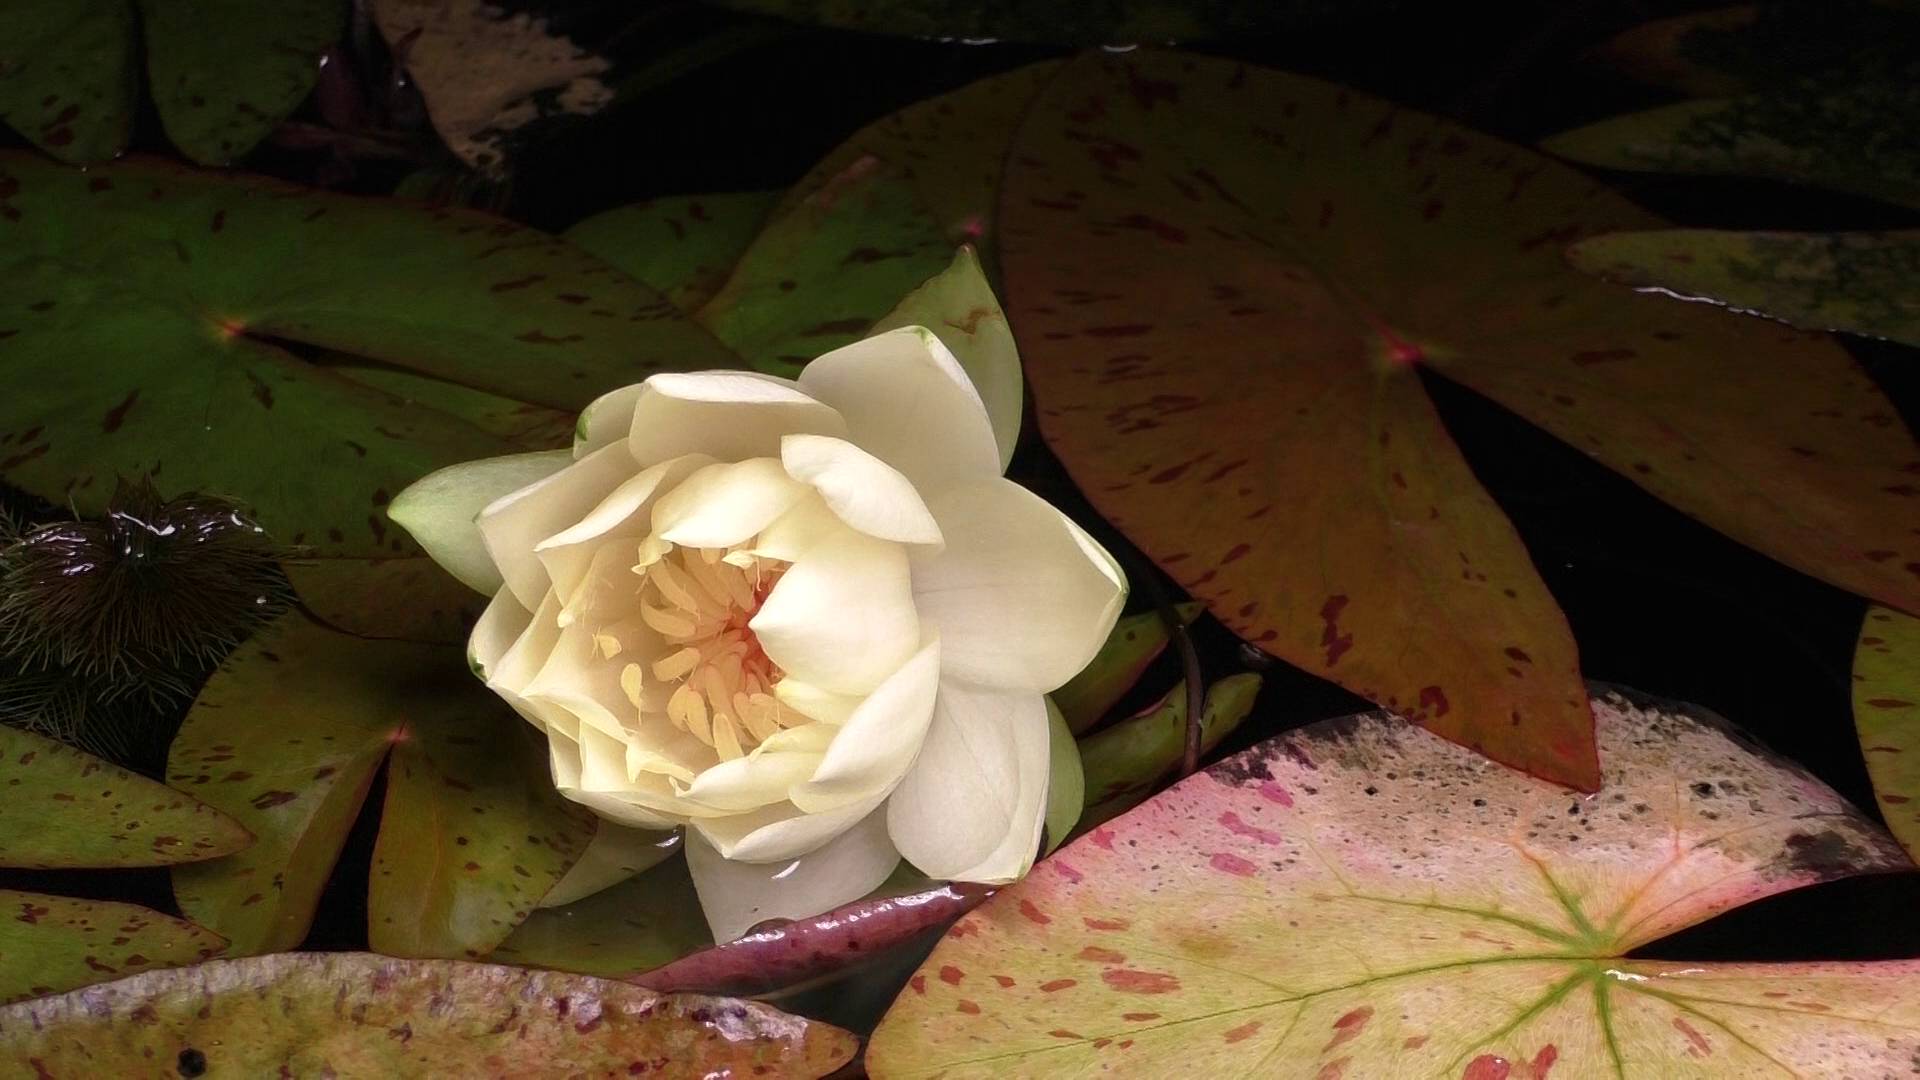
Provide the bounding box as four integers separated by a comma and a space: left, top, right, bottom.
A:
468, 588, 532, 681
871, 247, 1023, 470
750, 529, 919, 696
650, 457, 807, 550
574, 383, 645, 458
788, 637, 941, 813
488, 593, 564, 699
796, 326, 1000, 493
685, 807, 900, 943
538, 824, 680, 909
478, 442, 637, 610
389, 450, 573, 595
1042, 696, 1084, 853
629, 371, 846, 466
886, 681, 1050, 883
535, 453, 713, 603
690, 794, 883, 863
912, 477, 1127, 692
781, 434, 942, 546
546, 728, 680, 830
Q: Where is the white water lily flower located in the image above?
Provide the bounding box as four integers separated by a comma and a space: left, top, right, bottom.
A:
391, 321, 1125, 942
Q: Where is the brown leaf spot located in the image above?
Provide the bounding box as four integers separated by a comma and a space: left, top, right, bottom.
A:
1101, 968, 1180, 994
101, 390, 140, 433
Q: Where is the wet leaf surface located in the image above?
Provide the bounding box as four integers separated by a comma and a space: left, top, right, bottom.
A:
0, 153, 734, 558
492, 855, 713, 979
1002, 50, 1920, 787
0, 1, 134, 161
286, 555, 492, 645
170, 615, 588, 957
1053, 603, 1202, 735
870, 691, 1919, 1077
1570, 228, 1920, 347
566, 191, 781, 314
1855, 605, 1920, 861
0, 890, 224, 1005
1076, 673, 1262, 833
0, 725, 250, 870
0, 952, 859, 1078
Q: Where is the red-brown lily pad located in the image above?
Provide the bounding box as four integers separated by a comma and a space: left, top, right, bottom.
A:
1000, 50, 1920, 789
1855, 604, 1920, 861
869, 690, 1919, 1077
0, 952, 858, 1078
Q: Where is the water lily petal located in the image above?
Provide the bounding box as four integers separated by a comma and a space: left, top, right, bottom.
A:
546, 727, 679, 830
468, 589, 532, 681
751, 530, 919, 696
913, 477, 1127, 691
679, 743, 828, 813
651, 457, 808, 550
573, 383, 644, 457
524, 617, 647, 744
797, 326, 1000, 494
772, 678, 864, 726
535, 453, 713, 602
538, 824, 680, 909
887, 681, 1050, 883
690, 794, 884, 863
781, 434, 943, 546
742, 496, 850, 564
478, 442, 638, 609
389, 450, 573, 595
489, 593, 564, 699
628, 371, 846, 467
789, 637, 941, 813
685, 807, 900, 944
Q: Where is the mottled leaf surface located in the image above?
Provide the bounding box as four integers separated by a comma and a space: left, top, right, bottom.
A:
697, 158, 951, 377
1856, 604, 1920, 861
0, 725, 249, 869
1570, 228, 1920, 347
0, 891, 224, 1005
330, 362, 575, 449
1595, 2, 1918, 100
1004, 51, 1920, 788
1076, 673, 1261, 833
566, 191, 781, 313
492, 856, 713, 978
1053, 603, 1201, 734
0, 952, 858, 1078
0, 0, 134, 161
171, 615, 586, 957
870, 692, 1919, 1078
138, 0, 346, 165
286, 556, 491, 645
0, 153, 734, 557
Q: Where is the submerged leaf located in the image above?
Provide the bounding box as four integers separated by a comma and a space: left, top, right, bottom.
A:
870, 691, 1918, 1077
1569, 228, 1920, 347
0, 952, 859, 1077
0, 725, 249, 870
1075, 673, 1262, 832
0, 890, 224, 1005
1855, 604, 1920, 861
1052, 603, 1203, 735
1002, 50, 1920, 787
491, 855, 713, 978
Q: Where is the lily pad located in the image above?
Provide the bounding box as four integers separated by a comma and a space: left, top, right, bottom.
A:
1053, 603, 1202, 734
285, 556, 491, 645
0, 890, 225, 1005
0, 1, 135, 162
490, 855, 714, 979
0, 724, 250, 869
1855, 604, 1920, 861
0, 153, 736, 558
1076, 673, 1262, 833
565, 191, 782, 313
869, 691, 1920, 1077
1595, 2, 1918, 100
0, 952, 858, 1077
1001, 50, 1920, 789
708, 0, 1351, 45
171, 614, 592, 958
1569, 228, 1920, 347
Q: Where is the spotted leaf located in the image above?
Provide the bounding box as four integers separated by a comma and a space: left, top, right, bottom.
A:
0, 0, 135, 162
566, 191, 781, 314
0, 890, 224, 1005
0, 724, 249, 870
870, 691, 1919, 1077
0, 952, 857, 1077
1855, 604, 1920, 861
1570, 228, 1920, 348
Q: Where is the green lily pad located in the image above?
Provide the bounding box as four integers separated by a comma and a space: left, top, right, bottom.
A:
871, 691, 1919, 1077
696, 157, 952, 377
565, 191, 781, 314
284, 556, 490, 645
490, 856, 714, 979
1075, 673, 1261, 833
0, 724, 250, 870
331, 363, 576, 450
1855, 604, 1920, 861
1053, 603, 1203, 735
0, 952, 859, 1077
0, 1, 135, 162
1569, 228, 1920, 347
0, 890, 225, 1005
1596, 2, 1918, 100
0, 153, 737, 558
171, 614, 592, 958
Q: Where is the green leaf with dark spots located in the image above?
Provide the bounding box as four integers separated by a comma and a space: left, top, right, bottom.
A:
1053, 603, 1203, 735
285, 556, 489, 646
0, 725, 249, 870
0, 153, 738, 558
1074, 673, 1261, 833
566, 191, 781, 314
0, 952, 859, 1077
1854, 605, 1920, 861
696, 157, 953, 377
369, 708, 594, 960
490, 856, 714, 979
0, 0, 135, 162
330, 363, 576, 451
0, 889, 225, 1005
1569, 228, 1920, 347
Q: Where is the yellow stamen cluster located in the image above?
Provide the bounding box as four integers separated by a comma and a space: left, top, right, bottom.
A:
617, 542, 802, 760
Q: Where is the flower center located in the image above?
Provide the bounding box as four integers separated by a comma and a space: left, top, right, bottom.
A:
618, 542, 802, 760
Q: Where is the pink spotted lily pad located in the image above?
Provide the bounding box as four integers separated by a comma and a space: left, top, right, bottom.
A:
869, 690, 1920, 1077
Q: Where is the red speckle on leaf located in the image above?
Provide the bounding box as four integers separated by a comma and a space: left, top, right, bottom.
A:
1039, 978, 1078, 993
1527, 1044, 1559, 1078
1208, 852, 1258, 876
1224, 1021, 1262, 1044
1089, 828, 1116, 850
1048, 1028, 1083, 1040
1463, 1055, 1511, 1080
1419, 686, 1451, 717
1222, 542, 1252, 563
938, 965, 964, 985
1505, 647, 1532, 664
1317, 1059, 1351, 1080
101, 390, 140, 433
1673, 1018, 1712, 1056
992, 975, 1015, 988
1325, 1006, 1373, 1050
1404, 1035, 1430, 1049
1865, 698, 1914, 708
1218, 811, 1282, 844
908, 975, 926, 995
1078, 946, 1127, 964
1052, 860, 1085, 883
956, 999, 980, 1015
1018, 900, 1052, 925
1102, 969, 1181, 994
1122, 1012, 1160, 1022
1258, 782, 1294, 806
1084, 916, 1130, 931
